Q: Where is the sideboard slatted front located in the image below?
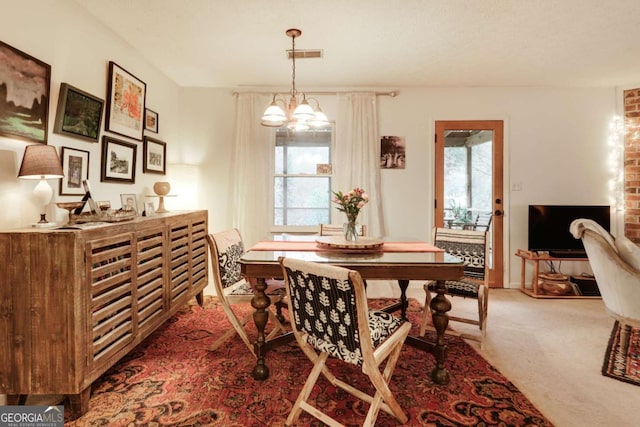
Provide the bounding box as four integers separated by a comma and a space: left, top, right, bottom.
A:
0, 210, 208, 419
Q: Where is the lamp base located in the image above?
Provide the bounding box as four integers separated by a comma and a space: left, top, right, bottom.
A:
32, 213, 56, 228
32, 221, 57, 228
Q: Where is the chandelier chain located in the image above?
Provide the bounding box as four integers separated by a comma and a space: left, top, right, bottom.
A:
290, 32, 297, 97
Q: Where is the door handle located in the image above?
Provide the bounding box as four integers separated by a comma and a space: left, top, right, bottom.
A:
494, 210, 503, 216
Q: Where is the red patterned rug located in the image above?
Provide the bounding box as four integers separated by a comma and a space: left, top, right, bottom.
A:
66, 297, 553, 426
602, 321, 640, 386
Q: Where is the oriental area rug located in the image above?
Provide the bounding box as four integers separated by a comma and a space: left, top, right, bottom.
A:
602, 321, 640, 386
65, 297, 553, 426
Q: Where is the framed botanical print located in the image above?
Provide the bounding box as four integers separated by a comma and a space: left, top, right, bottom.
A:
54, 83, 104, 143
0, 41, 51, 143
59, 146, 89, 195
143, 136, 166, 174
105, 61, 146, 141
101, 135, 137, 183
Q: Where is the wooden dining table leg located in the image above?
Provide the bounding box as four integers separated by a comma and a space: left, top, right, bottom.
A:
251, 277, 271, 380
397, 279, 409, 321
430, 279, 452, 385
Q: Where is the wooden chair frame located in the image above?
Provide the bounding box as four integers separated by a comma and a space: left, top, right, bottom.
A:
319, 223, 367, 237
206, 230, 286, 357
420, 227, 489, 347
279, 256, 411, 427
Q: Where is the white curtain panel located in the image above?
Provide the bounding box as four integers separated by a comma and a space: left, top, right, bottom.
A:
231, 93, 273, 247
335, 93, 386, 238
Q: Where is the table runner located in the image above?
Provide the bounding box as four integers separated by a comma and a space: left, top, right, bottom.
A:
250, 240, 443, 252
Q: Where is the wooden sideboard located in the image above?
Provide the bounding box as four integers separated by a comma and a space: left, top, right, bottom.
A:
0, 210, 208, 418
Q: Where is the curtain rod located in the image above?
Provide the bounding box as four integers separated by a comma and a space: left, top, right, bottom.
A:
232, 90, 397, 97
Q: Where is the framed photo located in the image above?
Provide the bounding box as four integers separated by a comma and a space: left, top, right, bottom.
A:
101, 135, 137, 183
0, 41, 51, 144
59, 146, 90, 195
143, 201, 156, 216
316, 163, 332, 174
120, 193, 138, 215
53, 83, 104, 142
144, 108, 158, 133
105, 61, 146, 140
143, 136, 166, 174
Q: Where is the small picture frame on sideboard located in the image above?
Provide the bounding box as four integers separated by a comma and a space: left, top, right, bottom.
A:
143, 201, 156, 216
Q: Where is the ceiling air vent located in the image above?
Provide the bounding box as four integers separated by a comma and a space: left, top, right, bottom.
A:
287, 49, 323, 59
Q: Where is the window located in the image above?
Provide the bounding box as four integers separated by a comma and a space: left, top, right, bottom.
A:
274, 127, 332, 229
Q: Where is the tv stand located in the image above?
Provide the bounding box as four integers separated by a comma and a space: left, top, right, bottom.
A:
515, 249, 600, 299
548, 249, 587, 258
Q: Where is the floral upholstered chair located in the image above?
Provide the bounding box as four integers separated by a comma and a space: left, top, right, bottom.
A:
206, 229, 286, 356
420, 227, 489, 347
279, 256, 411, 427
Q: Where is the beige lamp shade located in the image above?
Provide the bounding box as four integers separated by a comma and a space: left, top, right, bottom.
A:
18, 145, 64, 179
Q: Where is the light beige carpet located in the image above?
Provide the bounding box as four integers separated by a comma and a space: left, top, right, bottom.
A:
367, 282, 640, 427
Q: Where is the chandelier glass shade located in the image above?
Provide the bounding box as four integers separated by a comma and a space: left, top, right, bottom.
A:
261, 29, 330, 130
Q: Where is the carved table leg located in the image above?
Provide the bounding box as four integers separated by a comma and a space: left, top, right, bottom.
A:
397, 279, 409, 321
430, 279, 452, 385
251, 277, 271, 380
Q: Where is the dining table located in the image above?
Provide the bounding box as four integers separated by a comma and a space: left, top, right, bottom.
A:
239, 236, 466, 386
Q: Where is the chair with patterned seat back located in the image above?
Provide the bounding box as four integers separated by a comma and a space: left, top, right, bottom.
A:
462, 212, 493, 232
319, 223, 367, 237
419, 227, 489, 347
279, 256, 411, 427
206, 229, 287, 356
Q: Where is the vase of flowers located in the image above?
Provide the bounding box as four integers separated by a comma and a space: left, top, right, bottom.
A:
332, 187, 369, 241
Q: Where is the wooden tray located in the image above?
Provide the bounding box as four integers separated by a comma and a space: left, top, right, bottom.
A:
315, 236, 384, 252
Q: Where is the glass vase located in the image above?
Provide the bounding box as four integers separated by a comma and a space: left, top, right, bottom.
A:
343, 218, 359, 241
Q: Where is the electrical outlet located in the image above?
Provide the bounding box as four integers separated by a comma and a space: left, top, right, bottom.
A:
511, 182, 522, 191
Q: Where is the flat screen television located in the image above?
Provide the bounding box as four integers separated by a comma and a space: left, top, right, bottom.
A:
528, 205, 611, 257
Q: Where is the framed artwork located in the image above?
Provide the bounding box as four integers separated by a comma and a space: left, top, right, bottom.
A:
0, 41, 51, 143
143, 136, 166, 174
105, 61, 146, 140
120, 193, 138, 215
144, 108, 158, 133
316, 163, 332, 174
59, 146, 90, 195
380, 135, 406, 169
101, 135, 137, 183
53, 83, 104, 142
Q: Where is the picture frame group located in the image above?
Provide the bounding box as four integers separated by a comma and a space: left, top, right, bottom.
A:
143, 136, 167, 174
0, 41, 51, 144
105, 61, 146, 141
59, 146, 90, 196
54, 83, 104, 143
101, 135, 137, 183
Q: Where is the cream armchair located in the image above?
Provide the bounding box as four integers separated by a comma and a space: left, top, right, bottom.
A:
570, 218, 640, 329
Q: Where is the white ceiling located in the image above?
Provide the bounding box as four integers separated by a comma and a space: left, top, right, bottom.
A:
73, 0, 640, 90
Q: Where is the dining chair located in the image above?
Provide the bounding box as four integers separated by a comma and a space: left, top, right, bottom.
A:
319, 223, 367, 237
206, 229, 287, 356
279, 256, 411, 427
419, 227, 489, 347
462, 212, 493, 232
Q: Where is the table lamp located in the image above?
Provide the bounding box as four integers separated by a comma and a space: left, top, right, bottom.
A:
18, 145, 65, 227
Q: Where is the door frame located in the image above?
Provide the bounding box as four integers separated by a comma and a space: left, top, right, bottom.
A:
434, 120, 504, 287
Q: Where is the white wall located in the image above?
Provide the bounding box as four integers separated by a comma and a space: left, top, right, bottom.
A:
0, 0, 189, 229
0, 1, 620, 289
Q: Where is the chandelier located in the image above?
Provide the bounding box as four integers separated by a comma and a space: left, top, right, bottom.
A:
261, 28, 329, 130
